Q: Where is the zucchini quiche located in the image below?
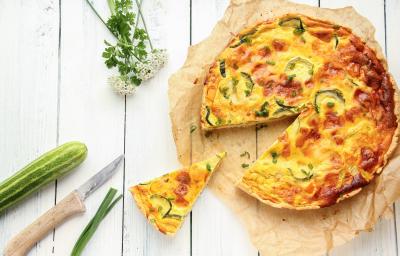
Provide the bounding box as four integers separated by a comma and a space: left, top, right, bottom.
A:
130, 152, 226, 235
200, 14, 399, 209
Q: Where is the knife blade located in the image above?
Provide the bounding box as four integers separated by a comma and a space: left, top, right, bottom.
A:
77, 154, 124, 200
4, 154, 124, 256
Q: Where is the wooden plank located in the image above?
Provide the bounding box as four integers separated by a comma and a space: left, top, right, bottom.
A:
190, 1, 258, 255
319, 1, 397, 255
122, 0, 191, 255
386, 0, 400, 254
53, 0, 125, 255
0, 1, 59, 255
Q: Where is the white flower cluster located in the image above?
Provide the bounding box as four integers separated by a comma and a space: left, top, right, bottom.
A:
108, 76, 136, 96
136, 48, 168, 81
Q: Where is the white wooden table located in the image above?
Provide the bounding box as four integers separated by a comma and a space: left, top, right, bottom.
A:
0, 0, 399, 255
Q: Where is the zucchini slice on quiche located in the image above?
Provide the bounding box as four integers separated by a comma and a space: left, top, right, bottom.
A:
129, 152, 226, 235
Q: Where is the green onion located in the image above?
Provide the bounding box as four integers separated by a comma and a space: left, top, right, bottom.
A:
71, 188, 122, 256
255, 101, 269, 117
219, 86, 230, 99
240, 72, 254, 96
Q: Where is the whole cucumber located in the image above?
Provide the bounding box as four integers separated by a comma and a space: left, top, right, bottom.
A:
0, 141, 88, 214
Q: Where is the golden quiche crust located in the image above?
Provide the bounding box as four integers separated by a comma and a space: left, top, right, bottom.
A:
200, 14, 399, 209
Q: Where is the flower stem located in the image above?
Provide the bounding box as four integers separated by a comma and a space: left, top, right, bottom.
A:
133, 0, 153, 50
107, 0, 116, 15
85, 0, 117, 38
84, 0, 144, 63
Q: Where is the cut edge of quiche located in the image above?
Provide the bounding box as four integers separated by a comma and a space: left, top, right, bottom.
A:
130, 152, 226, 235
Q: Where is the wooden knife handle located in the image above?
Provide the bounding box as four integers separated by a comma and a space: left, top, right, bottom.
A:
4, 190, 86, 256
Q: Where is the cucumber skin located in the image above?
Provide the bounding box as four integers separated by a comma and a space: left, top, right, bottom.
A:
0, 141, 88, 214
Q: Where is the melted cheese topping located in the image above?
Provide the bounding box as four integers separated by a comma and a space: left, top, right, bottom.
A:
201, 14, 398, 209
130, 152, 226, 234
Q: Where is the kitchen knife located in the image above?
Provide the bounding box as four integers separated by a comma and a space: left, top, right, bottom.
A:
4, 154, 124, 256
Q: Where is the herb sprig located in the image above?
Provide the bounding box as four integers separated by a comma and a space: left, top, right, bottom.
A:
85, 0, 168, 96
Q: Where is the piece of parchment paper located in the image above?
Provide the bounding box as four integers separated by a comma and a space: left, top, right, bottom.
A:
168, 0, 400, 255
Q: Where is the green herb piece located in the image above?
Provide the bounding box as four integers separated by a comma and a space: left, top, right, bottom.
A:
219, 86, 230, 99
240, 151, 251, 159
307, 163, 314, 170
244, 89, 251, 97
255, 101, 269, 117
300, 169, 313, 180
71, 188, 122, 256
291, 91, 297, 97
240, 72, 254, 96
287, 74, 296, 82
266, 60, 276, 65
327, 102, 335, 108
279, 17, 305, 35
271, 152, 279, 164
334, 34, 339, 49
206, 163, 212, 172
293, 27, 305, 35
241, 163, 249, 168
219, 59, 226, 77
190, 125, 197, 133
229, 29, 257, 48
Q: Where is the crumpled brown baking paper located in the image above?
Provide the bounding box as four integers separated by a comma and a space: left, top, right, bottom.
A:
168, 0, 400, 255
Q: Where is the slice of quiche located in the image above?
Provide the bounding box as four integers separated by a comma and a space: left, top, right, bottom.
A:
130, 152, 226, 235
